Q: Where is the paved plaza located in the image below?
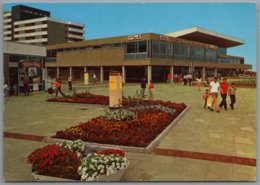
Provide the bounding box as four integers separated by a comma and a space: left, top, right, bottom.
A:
3, 83, 256, 181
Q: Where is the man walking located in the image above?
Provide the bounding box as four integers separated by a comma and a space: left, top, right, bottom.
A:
219, 78, 229, 110
140, 78, 146, 98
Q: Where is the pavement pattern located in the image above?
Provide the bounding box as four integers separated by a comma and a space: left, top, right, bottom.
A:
3, 83, 256, 181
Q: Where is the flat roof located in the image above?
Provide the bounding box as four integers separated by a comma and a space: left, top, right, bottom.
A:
165, 27, 244, 48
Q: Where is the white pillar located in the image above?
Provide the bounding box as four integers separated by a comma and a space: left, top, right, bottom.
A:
100, 66, 104, 83
188, 66, 192, 73
69, 67, 72, 76
122, 66, 126, 83
214, 68, 218, 77
147, 65, 152, 85
202, 67, 206, 81
57, 67, 59, 78
170, 66, 174, 83
84, 66, 87, 73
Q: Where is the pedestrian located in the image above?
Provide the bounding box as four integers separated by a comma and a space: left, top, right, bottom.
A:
167, 73, 172, 83
174, 74, 178, 84
12, 83, 18, 96
183, 74, 187, 86
33, 75, 39, 96
177, 74, 182, 84
228, 83, 237, 110
219, 78, 229, 110
149, 80, 154, 99
187, 73, 193, 86
202, 89, 210, 108
209, 77, 220, 113
55, 78, 65, 97
68, 75, 72, 90
4, 81, 10, 99
93, 73, 96, 85
140, 78, 146, 98
196, 77, 202, 91
22, 75, 30, 96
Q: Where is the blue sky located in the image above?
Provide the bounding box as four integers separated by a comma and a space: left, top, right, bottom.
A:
4, 3, 257, 71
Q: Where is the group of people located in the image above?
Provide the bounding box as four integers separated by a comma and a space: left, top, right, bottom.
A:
203, 77, 237, 113
172, 73, 193, 86
22, 75, 40, 96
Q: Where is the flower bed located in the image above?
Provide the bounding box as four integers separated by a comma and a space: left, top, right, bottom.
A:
47, 93, 109, 105
27, 140, 129, 181
52, 101, 186, 147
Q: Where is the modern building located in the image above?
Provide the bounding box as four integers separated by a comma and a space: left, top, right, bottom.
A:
3, 41, 46, 93
3, 5, 85, 45
45, 27, 251, 83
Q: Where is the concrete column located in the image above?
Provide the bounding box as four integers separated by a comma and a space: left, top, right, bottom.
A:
122, 66, 126, 83
100, 66, 104, 83
188, 66, 192, 73
202, 67, 206, 81
84, 66, 87, 73
69, 67, 72, 76
57, 67, 59, 78
170, 66, 174, 83
214, 68, 218, 77
147, 65, 152, 85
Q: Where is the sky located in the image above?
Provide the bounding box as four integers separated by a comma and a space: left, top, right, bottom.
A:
4, 3, 257, 71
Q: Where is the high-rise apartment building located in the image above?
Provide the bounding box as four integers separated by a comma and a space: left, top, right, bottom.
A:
3, 5, 85, 45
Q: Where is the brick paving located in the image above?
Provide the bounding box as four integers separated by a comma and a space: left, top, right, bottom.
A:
3, 83, 256, 181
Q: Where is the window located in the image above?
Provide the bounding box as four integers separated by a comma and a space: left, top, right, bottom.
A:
205, 48, 217, 61
217, 47, 227, 55
174, 44, 190, 60
138, 41, 147, 53
191, 46, 205, 61
152, 41, 173, 59
125, 41, 148, 59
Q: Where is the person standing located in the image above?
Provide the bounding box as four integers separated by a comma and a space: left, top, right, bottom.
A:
68, 75, 72, 90
228, 83, 237, 110
174, 74, 178, 84
209, 77, 220, 113
140, 78, 146, 98
149, 80, 154, 99
22, 75, 30, 96
4, 81, 10, 99
219, 78, 229, 110
183, 74, 187, 86
167, 73, 172, 83
177, 74, 182, 84
196, 77, 202, 91
202, 89, 210, 108
33, 75, 39, 96
93, 73, 96, 85
187, 73, 193, 86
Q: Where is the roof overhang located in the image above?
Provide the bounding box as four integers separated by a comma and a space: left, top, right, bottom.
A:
166, 27, 244, 48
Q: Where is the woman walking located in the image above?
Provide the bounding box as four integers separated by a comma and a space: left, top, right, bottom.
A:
209, 77, 220, 113
33, 75, 39, 96
219, 78, 229, 110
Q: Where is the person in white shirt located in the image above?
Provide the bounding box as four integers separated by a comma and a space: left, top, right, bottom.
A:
209, 77, 220, 112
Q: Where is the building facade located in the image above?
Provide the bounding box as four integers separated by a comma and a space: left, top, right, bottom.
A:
3, 5, 85, 45
45, 27, 251, 83
3, 41, 46, 93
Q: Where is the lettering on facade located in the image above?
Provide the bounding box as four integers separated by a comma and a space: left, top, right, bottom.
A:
128, 34, 141, 41
19, 60, 42, 68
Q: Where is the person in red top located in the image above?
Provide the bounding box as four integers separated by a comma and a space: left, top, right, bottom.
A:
167, 73, 172, 83
149, 80, 154, 99
219, 78, 229, 110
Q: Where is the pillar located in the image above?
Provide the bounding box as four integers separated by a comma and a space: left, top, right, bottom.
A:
69, 67, 72, 77
202, 67, 206, 81
170, 66, 174, 83
100, 66, 104, 83
57, 67, 59, 78
122, 66, 126, 83
214, 68, 218, 77
147, 65, 152, 85
188, 66, 192, 73
84, 66, 87, 73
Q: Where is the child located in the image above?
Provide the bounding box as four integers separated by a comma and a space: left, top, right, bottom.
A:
228, 83, 237, 110
196, 77, 202, 91
202, 89, 210, 108
4, 81, 9, 99
13, 84, 18, 96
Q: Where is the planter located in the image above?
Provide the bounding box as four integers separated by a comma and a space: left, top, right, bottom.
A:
31, 168, 127, 181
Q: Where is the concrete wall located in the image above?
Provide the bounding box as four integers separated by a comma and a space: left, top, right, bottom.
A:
47, 21, 67, 45
3, 41, 46, 56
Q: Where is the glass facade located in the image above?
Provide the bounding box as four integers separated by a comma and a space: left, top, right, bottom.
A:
174, 44, 190, 60
205, 48, 217, 61
191, 46, 205, 61
217, 47, 227, 55
125, 41, 148, 59
152, 41, 173, 59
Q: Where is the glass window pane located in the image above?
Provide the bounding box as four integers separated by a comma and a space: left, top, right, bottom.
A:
138, 41, 147, 53
127, 42, 137, 53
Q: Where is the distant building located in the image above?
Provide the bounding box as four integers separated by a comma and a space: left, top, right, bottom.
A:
3, 5, 85, 45
45, 27, 251, 83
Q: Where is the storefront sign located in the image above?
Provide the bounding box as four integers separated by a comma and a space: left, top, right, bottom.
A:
160, 35, 171, 41
128, 34, 141, 41
19, 60, 42, 68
